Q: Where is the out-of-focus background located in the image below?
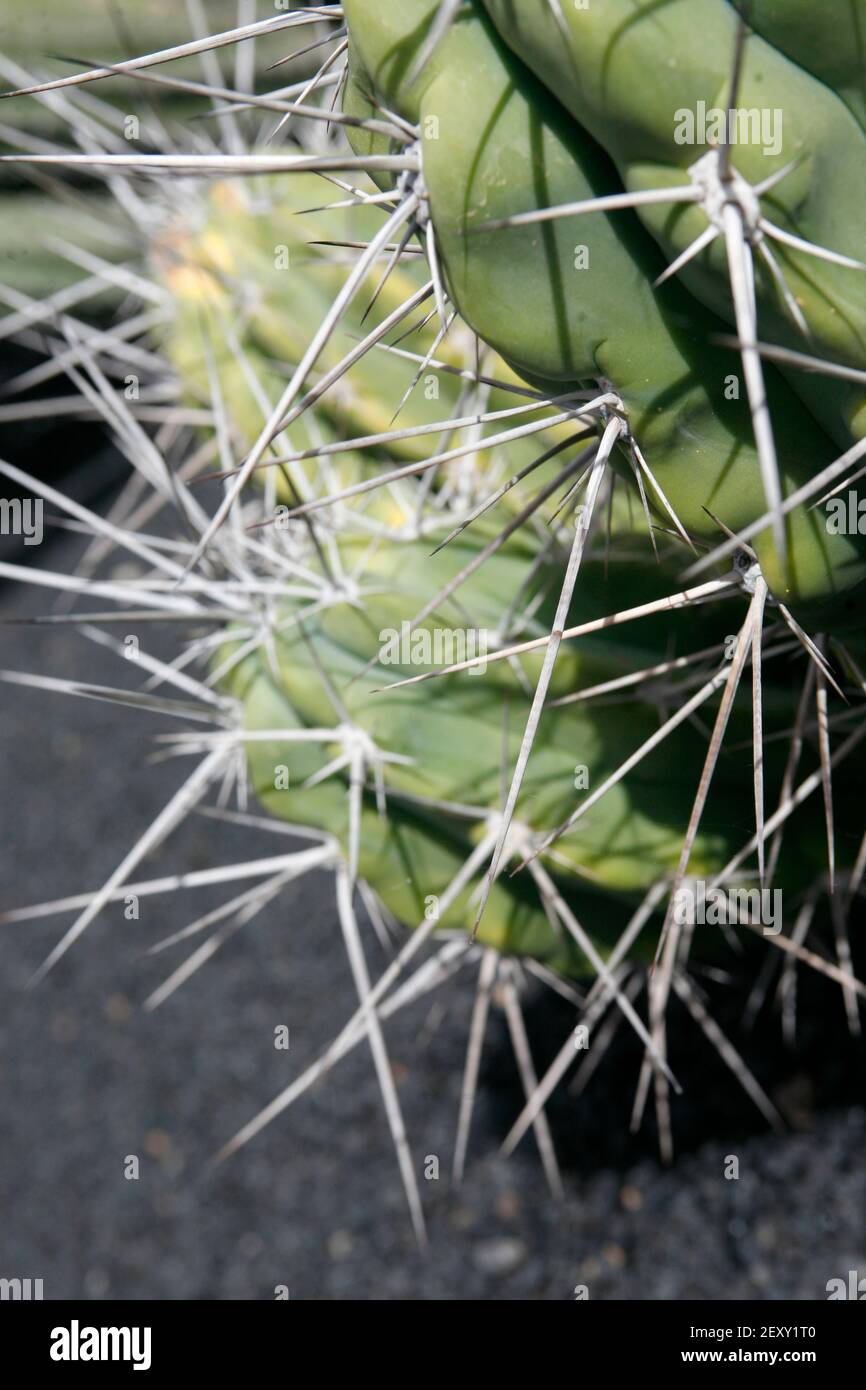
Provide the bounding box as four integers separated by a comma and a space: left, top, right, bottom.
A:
0, 1, 864, 1302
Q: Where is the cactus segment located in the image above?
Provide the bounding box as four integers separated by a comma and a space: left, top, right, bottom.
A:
343, 0, 866, 608
479, 0, 866, 442
1, 0, 865, 1213
742, 1, 866, 136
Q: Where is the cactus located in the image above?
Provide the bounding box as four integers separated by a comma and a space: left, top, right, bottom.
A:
1, 1, 864, 1236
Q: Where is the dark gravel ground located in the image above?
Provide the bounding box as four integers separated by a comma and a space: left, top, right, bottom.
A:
1, 445, 865, 1301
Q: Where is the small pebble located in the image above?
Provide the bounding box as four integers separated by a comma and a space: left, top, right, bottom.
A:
473, 1236, 527, 1275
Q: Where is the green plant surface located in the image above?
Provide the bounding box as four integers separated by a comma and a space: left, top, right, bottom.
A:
343, 0, 866, 608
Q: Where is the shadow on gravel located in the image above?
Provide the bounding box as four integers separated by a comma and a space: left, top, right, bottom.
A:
484, 962, 866, 1173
